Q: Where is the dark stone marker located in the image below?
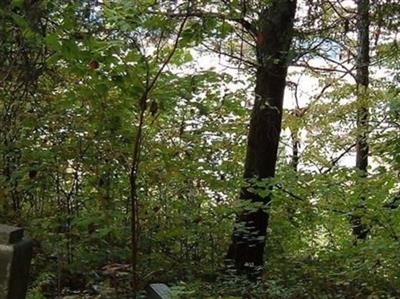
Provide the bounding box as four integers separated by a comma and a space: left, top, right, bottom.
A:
145, 283, 171, 299
0, 224, 33, 299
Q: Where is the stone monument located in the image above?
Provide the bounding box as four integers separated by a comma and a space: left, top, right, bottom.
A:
0, 224, 33, 299
146, 283, 171, 299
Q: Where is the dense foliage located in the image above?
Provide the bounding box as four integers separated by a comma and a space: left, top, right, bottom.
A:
1, 0, 400, 298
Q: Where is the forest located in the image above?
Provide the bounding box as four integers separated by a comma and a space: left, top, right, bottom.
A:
0, 0, 400, 298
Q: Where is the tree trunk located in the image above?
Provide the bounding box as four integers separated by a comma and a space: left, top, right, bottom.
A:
226, 0, 297, 276
291, 128, 300, 172
352, 0, 370, 240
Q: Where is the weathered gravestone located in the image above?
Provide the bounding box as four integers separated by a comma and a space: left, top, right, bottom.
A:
0, 225, 33, 299
146, 283, 171, 299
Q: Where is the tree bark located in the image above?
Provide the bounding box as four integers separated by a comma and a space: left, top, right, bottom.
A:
226, 0, 297, 276
291, 129, 300, 172
352, 0, 370, 240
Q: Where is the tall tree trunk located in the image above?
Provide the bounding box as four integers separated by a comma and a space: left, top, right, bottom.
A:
352, 0, 370, 240
291, 129, 300, 172
226, 0, 297, 276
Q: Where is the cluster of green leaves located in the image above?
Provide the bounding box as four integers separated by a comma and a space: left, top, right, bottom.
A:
1, 0, 400, 298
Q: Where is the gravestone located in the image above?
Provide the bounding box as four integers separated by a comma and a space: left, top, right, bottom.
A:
146, 283, 171, 299
0, 224, 33, 299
